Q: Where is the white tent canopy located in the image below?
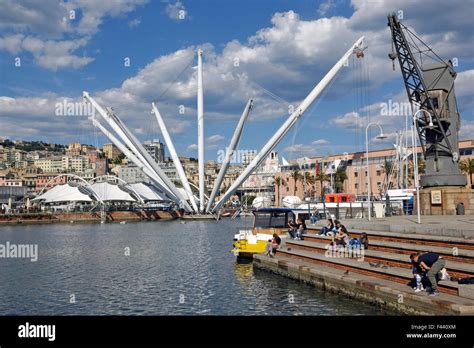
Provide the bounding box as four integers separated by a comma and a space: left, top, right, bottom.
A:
252, 196, 272, 208
129, 183, 167, 201
282, 196, 302, 208
91, 182, 136, 202
32, 184, 94, 203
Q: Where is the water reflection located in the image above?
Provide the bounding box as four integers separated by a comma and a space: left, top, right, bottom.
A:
0, 220, 393, 315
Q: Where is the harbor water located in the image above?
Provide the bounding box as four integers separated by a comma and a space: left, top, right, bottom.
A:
0, 219, 393, 315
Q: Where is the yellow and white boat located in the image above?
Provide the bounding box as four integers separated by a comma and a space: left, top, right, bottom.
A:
232, 208, 295, 258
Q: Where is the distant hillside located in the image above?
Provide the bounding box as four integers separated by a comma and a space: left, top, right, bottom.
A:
0, 139, 65, 152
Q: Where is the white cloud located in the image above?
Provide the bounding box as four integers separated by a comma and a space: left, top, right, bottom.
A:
0, 34, 24, 54
187, 144, 198, 151
207, 134, 224, 143
318, 0, 337, 16
460, 121, 474, 139
332, 111, 364, 128
165, 1, 187, 21
0, 34, 95, 70
67, 0, 149, 36
0, 94, 92, 139
27, 37, 94, 70
0, 0, 148, 69
312, 139, 330, 145
456, 69, 474, 98
284, 144, 314, 155
128, 18, 141, 28
1, 4, 473, 150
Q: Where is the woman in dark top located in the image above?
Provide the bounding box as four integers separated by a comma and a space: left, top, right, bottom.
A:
271, 233, 281, 255
295, 218, 306, 240
288, 219, 297, 239
319, 219, 334, 235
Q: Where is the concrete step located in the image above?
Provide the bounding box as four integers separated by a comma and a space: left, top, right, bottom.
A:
307, 225, 474, 250
286, 239, 474, 279
254, 254, 474, 315
276, 247, 470, 298
303, 234, 474, 264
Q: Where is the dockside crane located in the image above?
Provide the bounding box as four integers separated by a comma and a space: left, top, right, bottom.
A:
387, 13, 466, 187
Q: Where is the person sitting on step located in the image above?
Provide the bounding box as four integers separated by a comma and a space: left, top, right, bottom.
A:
271, 233, 281, 256
348, 232, 369, 250
319, 218, 335, 235
328, 220, 343, 237
295, 217, 307, 240
288, 219, 297, 239
331, 225, 350, 249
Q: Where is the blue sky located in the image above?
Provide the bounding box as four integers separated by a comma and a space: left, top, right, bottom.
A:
1, 0, 473, 161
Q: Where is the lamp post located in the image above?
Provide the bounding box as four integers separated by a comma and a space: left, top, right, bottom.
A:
412, 109, 431, 224
365, 122, 387, 221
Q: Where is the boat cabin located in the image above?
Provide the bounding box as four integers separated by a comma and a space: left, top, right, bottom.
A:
252, 207, 294, 235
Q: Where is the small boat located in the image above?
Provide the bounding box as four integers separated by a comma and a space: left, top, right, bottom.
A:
232, 207, 294, 258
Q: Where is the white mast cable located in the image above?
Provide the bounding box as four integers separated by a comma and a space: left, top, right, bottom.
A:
197, 49, 205, 212
83, 92, 193, 212
206, 99, 253, 212
213, 36, 365, 212
152, 102, 199, 212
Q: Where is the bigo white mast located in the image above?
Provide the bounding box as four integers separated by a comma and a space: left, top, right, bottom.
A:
152, 102, 199, 213
197, 49, 205, 212
206, 99, 253, 212
213, 36, 365, 212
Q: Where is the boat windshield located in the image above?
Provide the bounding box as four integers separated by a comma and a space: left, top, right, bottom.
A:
254, 211, 289, 228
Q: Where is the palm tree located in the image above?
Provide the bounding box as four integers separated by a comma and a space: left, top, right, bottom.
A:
314, 169, 330, 201
274, 176, 286, 206
418, 159, 426, 174
303, 172, 315, 198
334, 168, 348, 193
381, 159, 395, 190
460, 158, 474, 187
407, 158, 426, 187
291, 170, 302, 196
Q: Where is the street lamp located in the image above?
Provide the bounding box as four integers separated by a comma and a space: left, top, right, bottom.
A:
412, 109, 431, 224
366, 122, 386, 221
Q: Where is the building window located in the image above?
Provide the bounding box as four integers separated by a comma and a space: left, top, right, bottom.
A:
376, 170, 381, 176
286, 187, 289, 192
355, 183, 358, 189
365, 171, 368, 176
354, 172, 358, 177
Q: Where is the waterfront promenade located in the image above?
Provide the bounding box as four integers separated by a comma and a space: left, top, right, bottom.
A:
328, 216, 474, 238
254, 215, 474, 315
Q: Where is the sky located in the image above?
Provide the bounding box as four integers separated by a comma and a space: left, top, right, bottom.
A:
0, 0, 473, 162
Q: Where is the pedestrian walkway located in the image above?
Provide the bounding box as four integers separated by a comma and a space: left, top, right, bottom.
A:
254, 219, 474, 315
